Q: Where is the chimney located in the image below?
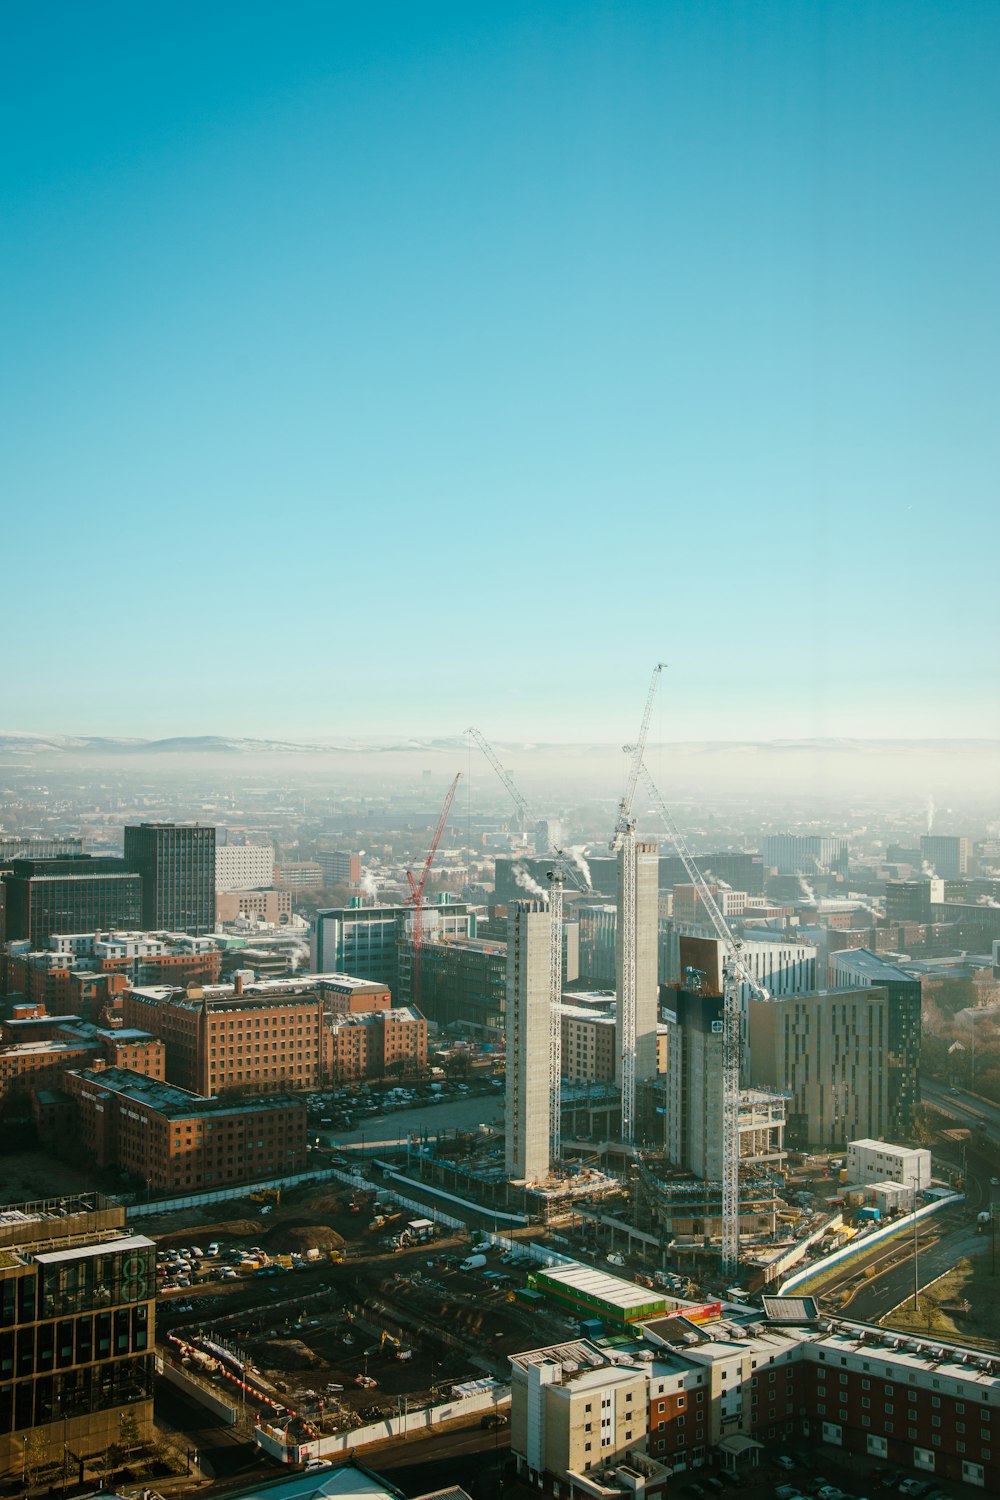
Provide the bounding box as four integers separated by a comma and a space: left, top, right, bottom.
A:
234, 972, 243, 997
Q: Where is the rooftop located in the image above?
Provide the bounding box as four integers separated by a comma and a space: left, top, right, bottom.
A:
830, 948, 919, 984
71, 1067, 302, 1120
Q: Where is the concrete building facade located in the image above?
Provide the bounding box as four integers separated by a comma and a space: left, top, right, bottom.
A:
616, 841, 659, 1087
505, 900, 552, 1184
215, 842, 274, 892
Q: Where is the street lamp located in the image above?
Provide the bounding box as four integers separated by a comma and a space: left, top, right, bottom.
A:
911, 1159, 922, 1312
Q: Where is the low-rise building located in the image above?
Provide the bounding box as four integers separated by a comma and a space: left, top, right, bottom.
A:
64, 1066, 308, 1190
846, 1139, 931, 1190
325, 1004, 427, 1082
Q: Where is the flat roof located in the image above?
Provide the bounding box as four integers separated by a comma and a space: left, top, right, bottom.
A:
537, 1264, 666, 1313
72, 1067, 302, 1119
830, 949, 917, 984
190, 1462, 408, 1500
34, 1233, 155, 1266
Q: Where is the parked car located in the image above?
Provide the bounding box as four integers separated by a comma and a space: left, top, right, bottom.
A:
775, 1458, 797, 1474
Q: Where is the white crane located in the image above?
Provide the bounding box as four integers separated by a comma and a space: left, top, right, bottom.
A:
633, 757, 768, 1278
611, 664, 666, 1143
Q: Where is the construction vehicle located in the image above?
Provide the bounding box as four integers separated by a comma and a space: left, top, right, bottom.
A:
250, 1188, 281, 1207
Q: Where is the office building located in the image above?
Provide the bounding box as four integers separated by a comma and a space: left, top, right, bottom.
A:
505, 900, 552, 1184
215, 841, 274, 891
65, 1067, 308, 1190
762, 834, 849, 878
325, 1005, 427, 1083
884, 880, 932, 924
123, 976, 322, 1096
124, 823, 216, 935
0, 837, 84, 864
273, 861, 324, 889
827, 949, 922, 1139
0, 1195, 155, 1474
534, 819, 564, 855
216, 888, 292, 926
0, 1017, 164, 1103
616, 841, 659, 1086
313, 897, 474, 993
316, 851, 362, 887
1, 858, 141, 949
2, 931, 222, 1009
397, 934, 506, 1034
920, 834, 972, 879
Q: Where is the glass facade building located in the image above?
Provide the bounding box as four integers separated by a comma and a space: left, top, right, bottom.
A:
124, 823, 216, 935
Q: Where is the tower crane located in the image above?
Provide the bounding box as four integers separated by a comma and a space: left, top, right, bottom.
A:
465, 728, 531, 833
632, 757, 769, 1279
405, 772, 461, 1010
610, 664, 666, 1144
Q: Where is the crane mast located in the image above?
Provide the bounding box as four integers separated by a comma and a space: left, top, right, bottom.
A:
405, 772, 461, 1010
610, 664, 665, 1143
547, 870, 565, 1167
634, 758, 766, 1279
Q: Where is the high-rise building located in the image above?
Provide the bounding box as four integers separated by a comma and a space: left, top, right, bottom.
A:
762, 834, 849, 878
748, 985, 905, 1148
215, 841, 274, 891
827, 948, 922, 1140
616, 840, 659, 1087
505, 900, 551, 1183
124, 823, 216, 935
920, 834, 971, 879
0, 1195, 155, 1474
316, 851, 362, 887
1, 858, 141, 947
313, 897, 474, 992
665, 989, 786, 1176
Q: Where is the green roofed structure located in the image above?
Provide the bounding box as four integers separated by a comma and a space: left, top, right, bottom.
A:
527, 1263, 669, 1325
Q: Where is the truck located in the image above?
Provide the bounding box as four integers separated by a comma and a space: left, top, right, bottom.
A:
459, 1253, 487, 1272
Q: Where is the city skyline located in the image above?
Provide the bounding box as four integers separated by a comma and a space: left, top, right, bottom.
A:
4, 3, 998, 743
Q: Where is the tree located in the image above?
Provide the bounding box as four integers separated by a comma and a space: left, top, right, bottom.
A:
23, 1429, 50, 1489
118, 1407, 141, 1460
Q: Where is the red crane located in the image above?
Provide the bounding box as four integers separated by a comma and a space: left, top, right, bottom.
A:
406, 772, 461, 1009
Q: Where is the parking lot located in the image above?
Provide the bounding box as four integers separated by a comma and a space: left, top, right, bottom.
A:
679, 1448, 981, 1500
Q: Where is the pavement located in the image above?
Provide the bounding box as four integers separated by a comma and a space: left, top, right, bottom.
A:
323, 1091, 505, 1153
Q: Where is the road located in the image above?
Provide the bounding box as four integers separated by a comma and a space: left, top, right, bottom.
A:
359, 1414, 509, 1500
154, 1377, 270, 1484
843, 1222, 982, 1321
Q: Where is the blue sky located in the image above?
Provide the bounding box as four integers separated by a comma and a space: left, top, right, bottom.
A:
3, 1, 998, 743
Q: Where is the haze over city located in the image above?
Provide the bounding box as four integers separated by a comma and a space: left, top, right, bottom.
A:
3, 6, 1000, 1500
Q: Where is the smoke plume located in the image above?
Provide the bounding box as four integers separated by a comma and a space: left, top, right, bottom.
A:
567, 845, 593, 890
798, 875, 817, 902
513, 863, 547, 899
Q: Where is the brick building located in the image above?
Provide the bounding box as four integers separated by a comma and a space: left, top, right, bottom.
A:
0, 1017, 164, 1103
511, 1311, 999, 1494
325, 1004, 427, 1083
123, 977, 323, 1096
64, 1067, 308, 1191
